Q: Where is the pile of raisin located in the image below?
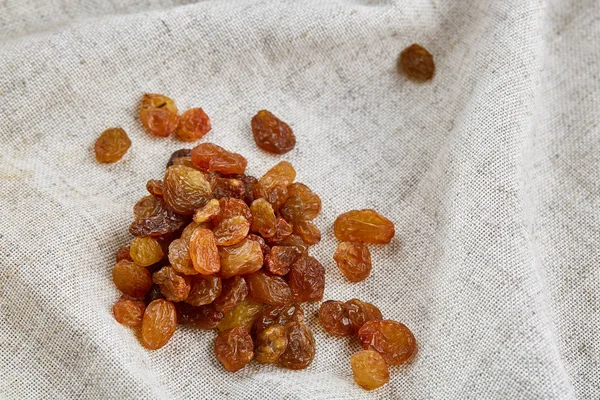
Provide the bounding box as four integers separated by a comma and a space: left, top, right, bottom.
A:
112, 146, 322, 373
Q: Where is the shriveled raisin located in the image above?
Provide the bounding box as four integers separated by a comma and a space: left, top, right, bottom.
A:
175, 303, 223, 329
254, 304, 304, 334
357, 320, 417, 365
399, 43, 435, 82
293, 220, 321, 245
191, 143, 247, 175
345, 299, 382, 333
246, 270, 292, 306
193, 198, 220, 223
163, 165, 212, 215
94, 128, 131, 163
333, 242, 372, 283
213, 216, 250, 246
246, 233, 270, 256
278, 322, 315, 370
251, 110, 296, 154
264, 246, 301, 276
263, 184, 289, 211
112, 260, 153, 298
141, 299, 177, 350
211, 176, 246, 200
146, 179, 164, 197
218, 238, 263, 278
113, 296, 145, 327
181, 221, 212, 243
133, 195, 165, 219
280, 196, 305, 224
318, 300, 353, 337
239, 174, 258, 205
214, 276, 249, 313
129, 213, 186, 238
214, 326, 254, 372
144, 284, 164, 304
130, 237, 164, 267
254, 324, 288, 364
166, 148, 191, 169
253, 161, 296, 202
116, 246, 132, 262
350, 350, 390, 390
333, 209, 395, 244
218, 299, 263, 332
269, 218, 293, 243
214, 197, 253, 227
188, 228, 220, 275
139, 93, 179, 137
277, 234, 308, 254
152, 266, 191, 302
185, 274, 222, 306
288, 256, 325, 303
168, 238, 197, 275
250, 198, 276, 238
176, 108, 211, 142
287, 183, 321, 220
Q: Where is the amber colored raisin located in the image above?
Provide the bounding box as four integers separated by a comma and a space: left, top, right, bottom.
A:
166, 148, 192, 169
139, 93, 179, 137
189, 228, 220, 275
218, 238, 264, 279
171, 156, 196, 168
345, 299, 382, 333
239, 174, 258, 205
145, 284, 164, 304
175, 303, 223, 329
246, 270, 292, 306
278, 322, 315, 370
215, 197, 253, 226
214, 276, 249, 313
333, 242, 372, 283
180, 221, 212, 243
250, 198, 276, 238
218, 299, 263, 332
191, 143, 247, 175
287, 183, 321, 220
163, 165, 212, 215
130, 196, 186, 238
212, 176, 246, 200
399, 43, 435, 82
94, 128, 131, 163
152, 266, 191, 302
116, 246, 132, 262
213, 216, 250, 246
254, 304, 304, 334
318, 300, 353, 337
141, 299, 177, 350
129, 237, 164, 267
193, 198, 220, 223
112, 260, 153, 298
264, 246, 301, 276
168, 238, 197, 275
263, 184, 289, 211
350, 350, 390, 390
113, 296, 145, 327
133, 195, 164, 219
277, 234, 308, 254
246, 234, 270, 256
293, 220, 321, 245
253, 161, 296, 202
288, 256, 325, 303
185, 274, 222, 306
146, 179, 164, 197
333, 209, 395, 244
255, 324, 288, 364
358, 320, 417, 365
251, 110, 296, 154
269, 218, 293, 243
176, 108, 211, 142
214, 326, 254, 372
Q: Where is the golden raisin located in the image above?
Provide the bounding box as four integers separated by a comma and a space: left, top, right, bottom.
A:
176, 108, 211, 142
251, 110, 296, 154
318, 300, 352, 337
292, 220, 321, 245
288, 256, 325, 303
152, 266, 191, 302
214, 197, 253, 226
333, 242, 372, 283
163, 165, 212, 215
141, 299, 177, 350
264, 246, 301, 276
168, 238, 198, 275
191, 143, 247, 175
254, 324, 288, 364
112, 260, 153, 298
250, 198, 276, 238
113, 296, 145, 327
254, 304, 305, 334
350, 350, 390, 390
253, 161, 296, 203
357, 320, 417, 365
211, 175, 246, 200
175, 303, 223, 329
185, 274, 222, 306
218, 238, 263, 278
193, 198, 220, 223
188, 228, 220, 275
146, 179, 164, 197
129, 237, 164, 267
166, 148, 192, 168
286, 183, 321, 220
139, 93, 179, 137
130, 196, 186, 237
214, 326, 254, 372
345, 299, 382, 333
218, 299, 262, 332
333, 209, 395, 244
214, 276, 248, 313
246, 270, 292, 306
246, 233, 270, 256
277, 234, 308, 254
399, 43, 435, 82
181, 221, 212, 243
269, 217, 293, 243
94, 128, 131, 163
278, 322, 315, 370
213, 216, 250, 246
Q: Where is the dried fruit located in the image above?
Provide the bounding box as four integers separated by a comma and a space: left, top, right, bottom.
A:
239, 174, 258, 205
141, 299, 177, 349
246, 233, 270, 256
139, 93, 179, 137
269, 217, 293, 243
214, 197, 253, 226
214, 276, 249, 313
185, 274, 222, 306
130, 196, 186, 237
112, 260, 153, 298
277, 234, 308, 254
113, 296, 145, 327
250, 198, 276, 238
246, 270, 292, 306
211, 176, 246, 200
278, 322, 315, 370
251, 110, 296, 154
94, 128, 131, 163
254, 304, 304, 334
175, 303, 223, 329
287, 183, 321, 219
399, 43, 435, 82
133, 195, 165, 219
191, 143, 247, 175
176, 108, 211, 142
264, 246, 301, 276
152, 266, 191, 302
146, 179, 164, 197
144, 284, 164, 304
129, 237, 164, 267
318, 300, 352, 336
261, 184, 289, 211
288, 256, 325, 303
181, 221, 212, 243
345, 299, 382, 333
188, 228, 220, 275
333, 209, 395, 244
193, 198, 220, 223
218, 238, 263, 278
350, 350, 390, 390
253, 161, 296, 203
214, 326, 254, 372
333, 242, 372, 283
166, 148, 192, 168
168, 238, 197, 275
218, 299, 262, 332
357, 320, 417, 365
116, 246, 132, 262
292, 220, 321, 245
213, 216, 250, 246
254, 324, 288, 364
163, 165, 212, 215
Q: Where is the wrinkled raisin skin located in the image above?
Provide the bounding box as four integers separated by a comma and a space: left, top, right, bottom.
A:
218, 299, 263, 332
318, 300, 353, 336
113, 297, 146, 327
130, 237, 164, 267
333, 242, 372, 283
246, 270, 292, 306
188, 228, 220, 275
345, 299, 382, 333
168, 238, 197, 275
176, 108, 211, 142
214, 326, 254, 372
185, 274, 222, 306
94, 128, 131, 163
218, 238, 263, 279
254, 304, 304, 335
333, 209, 395, 244
351, 350, 390, 391
214, 276, 249, 313
141, 299, 177, 350
278, 322, 315, 370
175, 303, 223, 329
166, 149, 192, 169
264, 246, 301, 276
288, 256, 325, 303
116, 246, 132, 262
254, 324, 288, 364
293, 220, 321, 245
112, 260, 153, 298
399, 43, 435, 82
250, 199, 276, 238
139, 93, 179, 137
213, 216, 250, 246
251, 110, 296, 154
152, 266, 191, 302
357, 320, 417, 365
163, 165, 212, 215
191, 143, 247, 175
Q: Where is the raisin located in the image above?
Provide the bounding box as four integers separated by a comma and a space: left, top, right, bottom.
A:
253, 161, 296, 203
218, 299, 262, 332
215, 197, 253, 226
251, 110, 296, 154
218, 238, 263, 278
254, 304, 304, 334
246, 233, 270, 256
213, 216, 250, 246
146, 179, 164, 197
214, 276, 249, 313
129, 213, 186, 238
246, 270, 292, 306
141, 299, 177, 350
168, 238, 197, 275
113, 296, 145, 327
239, 174, 258, 204
176, 108, 211, 142
263, 184, 289, 211
163, 165, 212, 215
193, 198, 220, 223
345, 299, 382, 333
139, 93, 179, 137
287, 183, 321, 220
280, 196, 305, 223
94, 128, 131, 163
188, 228, 220, 275
350, 350, 390, 390
116, 246, 132, 262
278, 322, 315, 370
144, 284, 164, 304
129, 237, 164, 267
277, 234, 308, 254
191, 143, 247, 175
264, 246, 301, 276
180, 221, 212, 243
333, 209, 395, 244
175, 303, 223, 329
269, 217, 293, 243
152, 266, 191, 302
357, 320, 417, 365
292, 220, 321, 245
318, 300, 352, 337
333, 242, 372, 283
166, 148, 191, 168
133, 195, 165, 219
288, 256, 325, 303
250, 198, 276, 238
214, 326, 254, 372
185, 274, 222, 306
212, 176, 246, 200
399, 43, 435, 82
254, 324, 288, 364
112, 260, 153, 298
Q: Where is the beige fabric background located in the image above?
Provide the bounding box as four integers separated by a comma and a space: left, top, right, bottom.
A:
1, 0, 599, 398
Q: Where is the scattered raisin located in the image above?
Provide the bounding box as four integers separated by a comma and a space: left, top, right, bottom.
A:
166, 148, 191, 169
185, 274, 222, 306
94, 128, 131, 163
333, 209, 395, 244
141, 299, 177, 350
112, 260, 153, 298
213, 216, 250, 246
188, 228, 220, 275
345, 299, 382, 333
191, 143, 247, 175
357, 320, 417, 365
292, 220, 321, 245
264, 246, 301, 276
163, 165, 212, 215
139, 93, 179, 137
214, 326, 254, 372
288, 256, 325, 303
251, 110, 296, 154
116, 246, 132, 262
254, 324, 288, 364
175, 303, 223, 329
399, 43, 435, 82
218, 299, 263, 332
250, 198, 276, 238
113, 296, 145, 327
130, 237, 164, 267
176, 108, 211, 142
333, 242, 372, 283
246, 270, 292, 306
318, 300, 353, 336
152, 266, 191, 302
214, 276, 249, 313
350, 350, 390, 390
218, 238, 264, 278
278, 322, 315, 370
193, 198, 220, 223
